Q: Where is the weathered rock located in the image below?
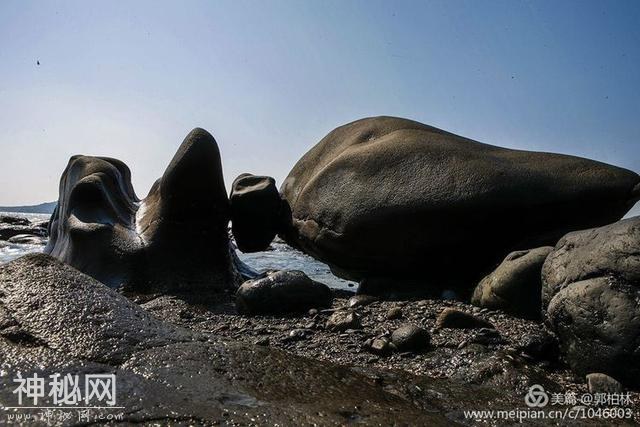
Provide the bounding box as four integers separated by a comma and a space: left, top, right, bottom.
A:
0, 253, 469, 424
586, 373, 624, 394
236, 270, 332, 315
279, 116, 640, 292
0, 254, 190, 364
542, 216, 640, 387
472, 247, 553, 319
435, 308, 493, 330
326, 311, 361, 332
391, 324, 430, 353
230, 174, 285, 252
44, 128, 241, 292
6, 234, 47, 245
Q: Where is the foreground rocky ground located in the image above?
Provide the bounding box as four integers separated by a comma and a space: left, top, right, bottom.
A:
140, 289, 640, 423
2, 253, 605, 426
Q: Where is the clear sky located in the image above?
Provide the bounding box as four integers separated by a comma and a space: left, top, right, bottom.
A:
1, 0, 639, 216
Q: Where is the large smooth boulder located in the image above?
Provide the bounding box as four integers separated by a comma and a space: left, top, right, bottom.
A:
472, 247, 553, 319
45, 128, 241, 292
0, 253, 496, 424
280, 116, 640, 291
230, 174, 285, 252
542, 216, 640, 387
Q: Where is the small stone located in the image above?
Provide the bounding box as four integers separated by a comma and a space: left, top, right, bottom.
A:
385, 307, 403, 320
435, 308, 494, 330
390, 324, 430, 353
348, 294, 378, 308
326, 311, 362, 332
367, 337, 392, 355
308, 308, 319, 316
285, 329, 309, 341
586, 373, 624, 394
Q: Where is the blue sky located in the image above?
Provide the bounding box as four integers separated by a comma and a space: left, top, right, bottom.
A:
0, 0, 639, 216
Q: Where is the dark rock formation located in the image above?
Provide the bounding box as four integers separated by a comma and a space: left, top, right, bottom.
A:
0, 215, 47, 243
44, 128, 241, 292
0, 215, 31, 226
0, 253, 475, 424
542, 216, 640, 387
472, 247, 553, 319
280, 116, 640, 292
235, 270, 332, 315
230, 174, 285, 252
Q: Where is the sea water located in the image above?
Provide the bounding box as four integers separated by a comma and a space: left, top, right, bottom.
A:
0, 212, 355, 290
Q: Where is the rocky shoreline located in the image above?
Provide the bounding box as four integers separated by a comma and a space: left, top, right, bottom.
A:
2, 120, 640, 425
140, 289, 640, 412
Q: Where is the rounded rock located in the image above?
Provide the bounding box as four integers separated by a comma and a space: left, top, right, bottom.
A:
390, 324, 430, 353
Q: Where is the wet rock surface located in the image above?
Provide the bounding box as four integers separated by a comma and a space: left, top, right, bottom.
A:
542, 216, 640, 388
0, 253, 577, 426
279, 116, 640, 291
142, 287, 640, 418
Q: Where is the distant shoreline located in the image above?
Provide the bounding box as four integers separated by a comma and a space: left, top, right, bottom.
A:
0, 201, 56, 214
